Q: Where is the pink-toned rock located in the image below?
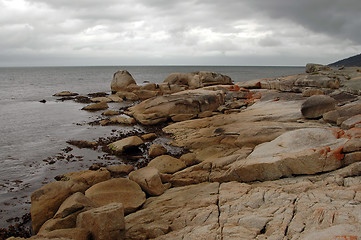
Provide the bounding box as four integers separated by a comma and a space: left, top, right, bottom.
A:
341, 114, 361, 129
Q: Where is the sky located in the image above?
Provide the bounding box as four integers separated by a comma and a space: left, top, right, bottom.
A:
0, 0, 360, 67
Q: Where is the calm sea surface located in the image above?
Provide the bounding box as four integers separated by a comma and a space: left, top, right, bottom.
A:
0, 66, 303, 227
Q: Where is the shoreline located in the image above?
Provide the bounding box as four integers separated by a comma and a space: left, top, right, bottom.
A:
3, 65, 361, 239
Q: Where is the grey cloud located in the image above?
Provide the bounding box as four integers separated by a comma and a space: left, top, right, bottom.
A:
0, 0, 360, 66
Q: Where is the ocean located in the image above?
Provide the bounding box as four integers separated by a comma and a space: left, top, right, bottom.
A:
0, 66, 304, 228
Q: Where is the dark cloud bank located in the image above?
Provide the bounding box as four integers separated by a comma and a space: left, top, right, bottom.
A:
0, 0, 360, 66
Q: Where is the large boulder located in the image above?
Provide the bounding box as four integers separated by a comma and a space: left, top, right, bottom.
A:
31, 181, 88, 233
301, 95, 336, 119
111, 70, 137, 93
77, 203, 125, 240
85, 178, 146, 214
129, 167, 166, 196
127, 89, 225, 125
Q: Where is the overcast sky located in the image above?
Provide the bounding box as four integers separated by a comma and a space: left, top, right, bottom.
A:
0, 0, 360, 66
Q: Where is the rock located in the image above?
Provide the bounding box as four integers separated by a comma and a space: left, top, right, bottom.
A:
141, 83, 157, 91
180, 152, 199, 166
305, 63, 330, 73
301, 225, 361, 240
37, 228, 91, 240
66, 140, 97, 149
109, 116, 136, 125
57, 168, 111, 188
124, 182, 220, 239
111, 70, 137, 93
85, 178, 146, 213
221, 128, 348, 182
107, 94, 123, 102
343, 138, 361, 153
81, 102, 109, 111
235, 79, 262, 89
77, 203, 125, 240
341, 114, 361, 129
148, 144, 167, 158
129, 167, 165, 196
90, 97, 111, 103
102, 110, 120, 116
343, 151, 361, 165
38, 192, 97, 233
53, 91, 79, 97
301, 95, 336, 119
323, 103, 361, 125
163, 73, 189, 86
115, 91, 139, 101
302, 88, 325, 97
108, 136, 144, 154
148, 155, 186, 174
127, 89, 225, 125
106, 164, 134, 177
170, 113, 196, 122
133, 89, 159, 100
54, 192, 97, 219
88, 92, 108, 98
31, 181, 88, 233
141, 133, 158, 141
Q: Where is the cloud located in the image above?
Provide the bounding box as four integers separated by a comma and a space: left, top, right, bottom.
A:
0, 0, 360, 66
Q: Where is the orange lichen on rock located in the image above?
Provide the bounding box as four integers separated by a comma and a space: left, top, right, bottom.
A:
329, 128, 345, 139
345, 127, 361, 138
330, 146, 345, 161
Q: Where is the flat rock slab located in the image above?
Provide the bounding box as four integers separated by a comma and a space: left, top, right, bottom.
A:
85, 178, 146, 214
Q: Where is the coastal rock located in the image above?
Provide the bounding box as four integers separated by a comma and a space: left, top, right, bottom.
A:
141, 133, 158, 141
127, 89, 225, 125
111, 70, 137, 93
35, 228, 91, 240
108, 136, 144, 154
31, 180, 88, 233
76, 203, 125, 240
129, 167, 166, 196
305, 63, 330, 73
66, 140, 97, 149
107, 94, 123, 102
124, 182, 220, 239
148, 144, 167, 158
301, 95, 336, 119
58, 168, 111, 188
115, 91, 139, 101
106, 164, 134, 177
141, 83, 157, 91
85, 178, 146, 214
341, 114, 361, 129
323, 103, 361, 125
343, 138, 361, 153
164, 71, 232, 89
109, 116, 136, 125
102, 110, 120, 116
53, 91, 79, 97
221, 128, 348, 182
38, 192, 97, 233
133, 89, 159, 100
90, 97, 111, 103
81, 102, 109, 111
147, 155, 186, 174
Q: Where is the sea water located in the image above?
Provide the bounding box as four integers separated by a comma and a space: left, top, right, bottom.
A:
0, 66, 303, 227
